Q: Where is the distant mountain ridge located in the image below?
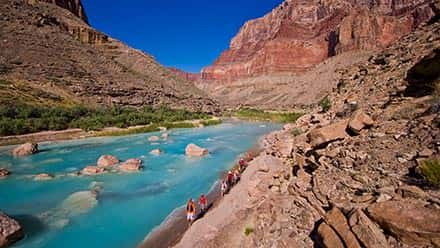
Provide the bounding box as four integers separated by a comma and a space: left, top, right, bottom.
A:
0, 0, 218, 112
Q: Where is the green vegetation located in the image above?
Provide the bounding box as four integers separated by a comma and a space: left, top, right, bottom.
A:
200, 119, 222, 126
96, 119, 222, 137
234, 108, 303, 123
0, 104, 215, 136
419, 159, 440, 187
291, 128, 303, 136
319, 96, 331, 113
244, 227, 254, 236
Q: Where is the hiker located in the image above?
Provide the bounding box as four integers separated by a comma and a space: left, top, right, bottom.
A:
186, 198, 196, 226
233, 169, 241, 184
199, 194, 207, 212
239, 158, 247, 172
227, 170, 234, 187
221, 180, 228, 196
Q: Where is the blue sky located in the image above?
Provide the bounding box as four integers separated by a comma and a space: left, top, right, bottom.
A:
82, 0, 283, 73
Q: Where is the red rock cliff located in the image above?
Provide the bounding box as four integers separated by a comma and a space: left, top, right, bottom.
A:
202, 0, 437, 82
168, 67, 200, 82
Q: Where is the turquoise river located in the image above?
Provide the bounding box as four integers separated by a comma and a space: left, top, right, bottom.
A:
0, 121, 279, 248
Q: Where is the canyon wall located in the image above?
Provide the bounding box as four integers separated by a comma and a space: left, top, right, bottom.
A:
201, 0, 437, 83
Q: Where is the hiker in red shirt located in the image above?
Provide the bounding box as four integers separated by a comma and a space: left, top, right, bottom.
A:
199, 194, 207, 212
227, 170, 234, 187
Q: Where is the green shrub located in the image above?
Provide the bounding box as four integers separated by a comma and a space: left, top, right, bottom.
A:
234, 108, 303, 123
244, 227, 254, 236
319, 96, 331, 113
0, 104, 212, 136
419, 160, 440, 187
200, 119, 222, 126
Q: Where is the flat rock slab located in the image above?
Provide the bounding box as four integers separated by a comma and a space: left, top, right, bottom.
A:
367, 200, 440, 247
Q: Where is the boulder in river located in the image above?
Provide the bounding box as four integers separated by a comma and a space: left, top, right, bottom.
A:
60, 191, 98, 217
81, 166, 105, 175
0, 168, 10, 179
148, 136, 160, 142
0, 212, 23, 247
11, 143, 39, 156
39, 190, 99, 229
120, 159, 143, 172
34, 173, 54, 181
150, 149, 162, 155
185, 143, 208, 157
97, 155, 119, 168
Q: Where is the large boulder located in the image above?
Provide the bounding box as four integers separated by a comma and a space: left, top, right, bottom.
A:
11, 143, 39, 156
185, 143, 208, 157
324, 208, 361, 248
0, 212, 23, 247
367, 200, 440, 246
0, 168, 10, 179
307, 120, 349, 148
348, 209, 389, 248
97, 155, 119, 168
348, 110, 374, 134
119, 159, 142, 172
81, 166, 105, 175
316, 222, 345, 248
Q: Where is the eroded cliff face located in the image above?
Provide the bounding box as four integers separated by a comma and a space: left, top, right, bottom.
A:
202, 0, 437, 83
29, 0, 88, 23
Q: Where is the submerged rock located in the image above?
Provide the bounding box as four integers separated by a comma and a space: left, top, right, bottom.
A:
0, 212, 23, 247
81, 166, 105, 175
34, 173, 54, 181
0, 168, 10, 179
148, 136, 160, 142
11, 143, 39, 156
97, 155, 119, 168
185, 143, 208, 157
60, 191, 98, 217
40, 190, 99, 229
119, 159, 143, 172
150, 149, 162, 155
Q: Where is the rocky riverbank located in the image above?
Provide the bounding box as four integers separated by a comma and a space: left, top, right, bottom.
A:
173, 19, 440, 248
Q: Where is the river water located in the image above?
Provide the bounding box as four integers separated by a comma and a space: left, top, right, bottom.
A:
0, 121, 279, 248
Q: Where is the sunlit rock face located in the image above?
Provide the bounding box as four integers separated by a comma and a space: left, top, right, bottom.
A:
201, 0, 437, 83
